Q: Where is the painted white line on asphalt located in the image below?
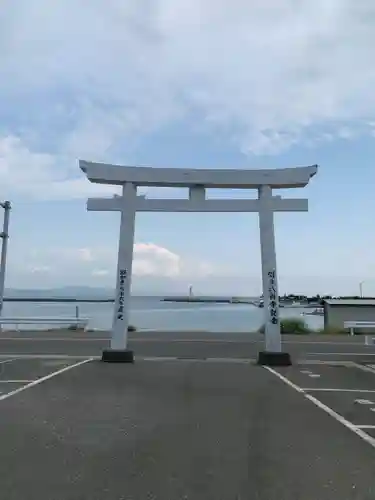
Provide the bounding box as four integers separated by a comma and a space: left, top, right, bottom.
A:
264, 366, 375, 450
139, 357, 199, 363
300, 369, 320, 378
370, 408, 375, 412
283, 341, 372, 346
356, 425, 375, 429
0, 337, 251, 343
0, 337, 108, 342
206, 357, 251, 363
0, 337, 371, 346
265, 367, 304, 392
135, 339, 371, 346
308, 352, 375, 356
299, 360, 354, 366
349, 362, 375, 375
354, 399, 374, 405
0, 354, 254, 362
137, 356, 253, 364
138, 356, 179, 362
0, 358, 17, 365
0, 358, 93, 403
0, 380, 34, 383
0, 354, 100, 360
302, 388, 375, 393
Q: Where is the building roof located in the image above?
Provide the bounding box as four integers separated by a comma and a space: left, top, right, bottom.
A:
324, 299, 375, 306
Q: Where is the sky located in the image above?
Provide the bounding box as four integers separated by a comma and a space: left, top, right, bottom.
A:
1, 0, 375, 296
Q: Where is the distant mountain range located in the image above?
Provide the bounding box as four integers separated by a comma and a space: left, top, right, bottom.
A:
4, 287, 116, 299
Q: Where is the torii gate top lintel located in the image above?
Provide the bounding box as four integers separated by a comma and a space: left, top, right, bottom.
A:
79, 160, 317, 189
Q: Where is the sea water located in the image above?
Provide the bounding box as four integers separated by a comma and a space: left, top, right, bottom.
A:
0, 296, 324, 331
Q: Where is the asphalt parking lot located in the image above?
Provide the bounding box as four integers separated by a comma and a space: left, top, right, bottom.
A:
0, 333, 374, 499
270, 360, 375, 437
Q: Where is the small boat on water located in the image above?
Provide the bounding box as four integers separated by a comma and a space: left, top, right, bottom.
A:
301, 307, 324, 316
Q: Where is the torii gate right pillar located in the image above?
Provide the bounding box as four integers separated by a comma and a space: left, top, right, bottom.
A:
257, 185, 289, 366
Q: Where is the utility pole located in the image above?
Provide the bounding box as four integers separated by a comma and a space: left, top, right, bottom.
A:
0, 201, 11, 319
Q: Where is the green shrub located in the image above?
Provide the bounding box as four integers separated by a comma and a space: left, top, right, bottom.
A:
280, 318, 310, 334
65, 324, 137, 332
258, 318, 310, 334
317, 326, 348, 335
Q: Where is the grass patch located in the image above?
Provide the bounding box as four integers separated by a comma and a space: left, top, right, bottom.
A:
50, 324, 138, 332
258, 320, 354, 335
316, 326, 347, 335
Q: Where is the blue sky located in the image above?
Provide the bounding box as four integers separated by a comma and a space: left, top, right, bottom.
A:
1, 0, 375, 296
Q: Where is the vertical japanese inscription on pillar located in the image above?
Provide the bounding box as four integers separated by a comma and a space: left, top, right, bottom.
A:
267, 269, 278, 325
117, 269, 127, 320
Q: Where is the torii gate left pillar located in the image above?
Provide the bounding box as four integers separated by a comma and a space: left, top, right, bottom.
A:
109, 183, 137, 362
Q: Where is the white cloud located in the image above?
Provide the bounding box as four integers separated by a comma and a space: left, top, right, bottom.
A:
8, 242, 214, 287
133, 243, 217, 278
133, 242, 181, 277
77, 248, 95, 263
28, 265, 51, 274
91, 269, 110, 277
1, 1, 375, 197
0, 136, 120, 200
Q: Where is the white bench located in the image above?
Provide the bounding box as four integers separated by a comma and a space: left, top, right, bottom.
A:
0, 317, 89, 332
344, 321, 375, 345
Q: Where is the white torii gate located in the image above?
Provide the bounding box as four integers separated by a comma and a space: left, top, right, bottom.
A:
80, 161, 318, 365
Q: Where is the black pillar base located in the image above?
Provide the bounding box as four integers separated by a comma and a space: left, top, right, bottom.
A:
101, 349, 134, 363
257, 351, 292, 366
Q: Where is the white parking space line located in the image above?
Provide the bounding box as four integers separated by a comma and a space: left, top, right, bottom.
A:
356, 425, 375, 429
139, 356, 179, 362
308, 352, 375, 356
302, 388, 375, 393
138, 356, 253, 363
264, 366, 375, 450
299, 360, 356, 366
300, 369, 321, 378
205, 357, 252, 363
0, 354, 99, 360
0, 337, 108, 342
0, 358, 18, 365
0, 337, 251, 343
350, 362, 375, 375
0, 380, 34, 383
283, 341, 373, 346
0, 358, 93, 402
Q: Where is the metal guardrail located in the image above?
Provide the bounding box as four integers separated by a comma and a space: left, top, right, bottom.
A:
0, 316, 89, 332
344, 321, 375, 344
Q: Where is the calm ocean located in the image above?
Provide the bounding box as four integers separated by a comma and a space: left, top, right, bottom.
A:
1, 296, 324, 331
